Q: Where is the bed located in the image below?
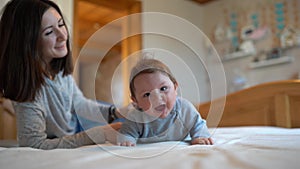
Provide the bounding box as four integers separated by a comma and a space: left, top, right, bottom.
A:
1, 80, 300, 169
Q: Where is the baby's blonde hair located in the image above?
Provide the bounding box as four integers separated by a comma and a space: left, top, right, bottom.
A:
129, 58, 177, 98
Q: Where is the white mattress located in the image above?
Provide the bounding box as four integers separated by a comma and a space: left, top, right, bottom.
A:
1, 126, 300, 169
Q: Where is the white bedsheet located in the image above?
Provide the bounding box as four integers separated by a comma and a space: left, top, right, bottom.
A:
1, 126, 300, 169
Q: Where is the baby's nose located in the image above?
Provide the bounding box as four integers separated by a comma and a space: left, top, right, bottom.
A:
149, 89, 164, 104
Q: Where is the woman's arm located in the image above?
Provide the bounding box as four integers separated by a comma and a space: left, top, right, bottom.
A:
70, 76, 112, 124
15, 104, 107, 149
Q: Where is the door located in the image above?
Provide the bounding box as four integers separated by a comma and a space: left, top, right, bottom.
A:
73, 0, 142, 106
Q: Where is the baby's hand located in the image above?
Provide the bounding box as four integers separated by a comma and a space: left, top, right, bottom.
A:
191, 137, 213, 145
118, 141, 136, 147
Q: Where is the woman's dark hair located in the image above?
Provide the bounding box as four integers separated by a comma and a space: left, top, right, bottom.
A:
0, 0, 73, 102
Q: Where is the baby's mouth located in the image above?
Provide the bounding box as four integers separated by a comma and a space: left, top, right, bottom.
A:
154, 104, 166, 112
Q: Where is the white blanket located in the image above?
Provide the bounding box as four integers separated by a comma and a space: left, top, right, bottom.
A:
1, 126, 300, 169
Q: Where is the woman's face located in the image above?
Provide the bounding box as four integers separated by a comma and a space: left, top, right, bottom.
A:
132, 71, 178, 118
39, 8, 68, 64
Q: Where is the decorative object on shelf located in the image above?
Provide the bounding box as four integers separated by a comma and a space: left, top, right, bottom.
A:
280, 26, 298, 48
266, 47, 282, 59
239, 40, 256, 55
249, 55, 294, 69
241, 24, 270, 41
249, 44, 297, 69
250, 47, 282, 67
222, 50, 255, 61
214, 24, 227, 42
241, 25, 256, 40
251, 12, 259, 28
222, 28, 257, 62
249, 26, 270, 41
229, 12, 239, 49
275, 2, 285, 36
215, 0, 299, 64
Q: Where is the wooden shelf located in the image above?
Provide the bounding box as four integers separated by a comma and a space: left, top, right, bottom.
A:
222, 51, 255, 61
249, 56, 294, 69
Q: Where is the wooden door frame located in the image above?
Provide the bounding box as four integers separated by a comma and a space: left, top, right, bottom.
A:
73, 0, 142, 59
73, 0, 142, 105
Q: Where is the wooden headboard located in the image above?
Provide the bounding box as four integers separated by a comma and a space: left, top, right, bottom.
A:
198, 80, 300, 128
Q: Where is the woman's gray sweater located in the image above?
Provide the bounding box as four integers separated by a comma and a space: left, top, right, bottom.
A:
13, 72, 111, 149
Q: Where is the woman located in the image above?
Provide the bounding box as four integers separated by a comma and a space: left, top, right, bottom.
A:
0, 0, 121, 149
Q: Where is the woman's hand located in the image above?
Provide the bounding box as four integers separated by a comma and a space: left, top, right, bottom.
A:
109, 122, 122, 130
191, 137, 213, 145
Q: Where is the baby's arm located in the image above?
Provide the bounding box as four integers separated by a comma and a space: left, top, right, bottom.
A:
117, 133, 137, 146
191, 137, 213, 145
117, 115, 139, 147
188, 103, 213, 145
117, 139, 136, 147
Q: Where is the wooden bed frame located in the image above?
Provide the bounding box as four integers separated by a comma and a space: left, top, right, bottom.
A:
1, 80, 300, 141
198, 80, 300, 128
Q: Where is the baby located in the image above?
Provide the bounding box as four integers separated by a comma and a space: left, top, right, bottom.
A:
117, 58, 213, 146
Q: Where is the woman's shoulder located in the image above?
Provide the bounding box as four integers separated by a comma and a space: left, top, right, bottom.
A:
12, 98, 45, 116
48, 71, 75, 89
56, 71, 73, 81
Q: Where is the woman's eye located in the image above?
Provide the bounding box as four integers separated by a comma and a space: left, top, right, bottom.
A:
58, 23, 65, 27
45, 30, 53, 36
58, 19, 65, 27
143, 93, 150, 98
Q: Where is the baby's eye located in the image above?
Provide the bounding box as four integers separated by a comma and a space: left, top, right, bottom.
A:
160, 86, 168, 92
143, 93, 150, 98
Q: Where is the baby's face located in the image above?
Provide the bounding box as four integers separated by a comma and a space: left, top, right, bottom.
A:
132, 71, 177, 118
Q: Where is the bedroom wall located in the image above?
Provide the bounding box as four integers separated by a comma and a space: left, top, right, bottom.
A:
53, 0, 73, 34
200, 0, 300, 93
140, 0, 216, 104
142, 0, 300, 102
0, 0, 9, 8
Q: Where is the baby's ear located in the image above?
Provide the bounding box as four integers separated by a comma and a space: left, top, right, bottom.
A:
130, 95, 138, 108
131, 95, 137, 103
174, 82, 179, 94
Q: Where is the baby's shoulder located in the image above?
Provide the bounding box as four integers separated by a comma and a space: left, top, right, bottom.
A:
176, 97, 195, 110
